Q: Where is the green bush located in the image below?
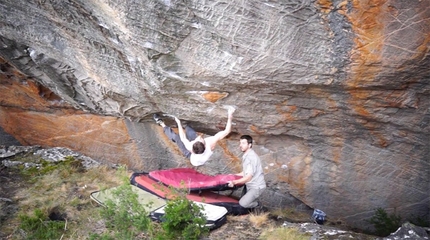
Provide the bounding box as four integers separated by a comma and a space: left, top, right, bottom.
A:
369, 208, 402, 237
409, 214, 430, 228
91, 184, 154, 240
90, 171, 209, 239
19, 208, 65, 239
156, 196, 209, 240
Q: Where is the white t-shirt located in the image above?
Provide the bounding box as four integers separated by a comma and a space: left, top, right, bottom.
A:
190, 144, 213, 166
185, 136, 217, 166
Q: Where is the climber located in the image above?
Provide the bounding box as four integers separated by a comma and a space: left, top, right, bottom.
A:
153, 106, 235, 166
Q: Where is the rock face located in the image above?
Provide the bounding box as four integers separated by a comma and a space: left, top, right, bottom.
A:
383, 222, 430, 240
0, 0, 429, 230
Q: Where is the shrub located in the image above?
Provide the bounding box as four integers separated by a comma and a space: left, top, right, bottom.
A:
91, 183, 154, 239
156, 195, 209, 240
19, 208, 65, 239
409, 214, 430, 228
369, 208, 402, 237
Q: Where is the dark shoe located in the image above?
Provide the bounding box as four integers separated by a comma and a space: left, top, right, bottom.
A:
153, 114, 164, 126
249, 203, 267, 214
162, 113, 176, 118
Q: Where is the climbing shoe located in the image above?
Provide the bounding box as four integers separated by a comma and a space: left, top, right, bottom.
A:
153, 114, 164, 126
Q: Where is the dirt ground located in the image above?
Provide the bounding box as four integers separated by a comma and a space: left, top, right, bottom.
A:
207, 215, 281, 240
0, 165, 27, 233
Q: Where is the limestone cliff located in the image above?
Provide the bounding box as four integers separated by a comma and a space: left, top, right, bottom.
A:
0, 0, 429, 230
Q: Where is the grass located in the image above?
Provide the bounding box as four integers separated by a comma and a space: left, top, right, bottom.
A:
1, 156, 125, 239
91, 183, 155, 239
1, 154, 211, 240
249, 212, 270, 228
259, 226, 312, 240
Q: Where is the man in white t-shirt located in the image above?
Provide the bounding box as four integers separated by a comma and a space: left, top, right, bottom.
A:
228, 135, 266, 210
153, 107, 235, 166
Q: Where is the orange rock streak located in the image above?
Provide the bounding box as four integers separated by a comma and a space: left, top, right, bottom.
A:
0, 58, 141, 167
218, 139, 242, 172
0, 107, 138, 165
344, 0, 389, 147
202, 91, 229, 103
